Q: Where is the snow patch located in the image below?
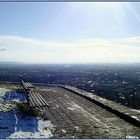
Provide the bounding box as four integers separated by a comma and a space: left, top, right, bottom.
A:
0, 88, 54, 138
131, 109, 140, 114
0, 88, 27, 112
74, 126, 81, 132
0, 88, 11, 97
131, 116, 139, 120
0, 101, 16, 112
0, 88, 16, 111
8, 119, 54, 138
67, 100, 109, 129
126, 135, 139, 139
67, 107, 75, 110
3, 91, 27, 102
61, 129, 66, 133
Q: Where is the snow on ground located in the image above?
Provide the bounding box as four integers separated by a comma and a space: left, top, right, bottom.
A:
67, 100, 109, 129
0, 101, 16, 112
131, 109, 140, 114
0, 88, 26, 112
131, 116, 139, 120
0, 88, 16, 111
0, 88, 11, 97
67, 107, 75, 110
3, 90, 27, 102
0, 87, 54, 139
8, 119, 54, 138
126, 135, 139, 139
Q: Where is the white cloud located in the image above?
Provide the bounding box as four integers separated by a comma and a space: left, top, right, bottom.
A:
0, 48, 7, 52
0, 35, 140, 63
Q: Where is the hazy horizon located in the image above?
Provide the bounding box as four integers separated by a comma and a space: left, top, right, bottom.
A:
0, 2, 140, 63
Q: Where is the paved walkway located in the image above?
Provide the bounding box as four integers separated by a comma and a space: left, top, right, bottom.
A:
31, 87, 140, 138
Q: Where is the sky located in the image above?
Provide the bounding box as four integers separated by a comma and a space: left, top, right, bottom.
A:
0, 2, 140, 64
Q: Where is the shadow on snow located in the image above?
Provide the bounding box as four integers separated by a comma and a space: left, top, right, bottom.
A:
2, 90, 27, 102
0, 91, 38, 138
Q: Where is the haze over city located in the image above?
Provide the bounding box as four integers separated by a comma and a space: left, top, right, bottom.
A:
0, 2, 140, 63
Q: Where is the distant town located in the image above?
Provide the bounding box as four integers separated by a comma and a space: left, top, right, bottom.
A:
1, 63, 140, 109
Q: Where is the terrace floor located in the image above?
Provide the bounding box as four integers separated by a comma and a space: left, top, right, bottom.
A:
30, 87, 140, 138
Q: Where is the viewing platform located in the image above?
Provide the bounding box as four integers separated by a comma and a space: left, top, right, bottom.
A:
19, 80, 140, 138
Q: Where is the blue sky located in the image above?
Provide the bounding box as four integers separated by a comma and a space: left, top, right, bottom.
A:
0, 2, 140, 63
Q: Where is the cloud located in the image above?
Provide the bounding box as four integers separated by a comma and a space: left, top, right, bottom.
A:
0, 48, 7, 52
0, 35, 140, 63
